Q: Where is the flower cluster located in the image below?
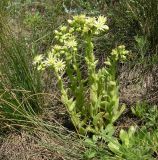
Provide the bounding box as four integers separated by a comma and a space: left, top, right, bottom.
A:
33, 54, 44, 65
68, 15, 109, 35
111, 45, 129, 61
54, 25, 78, 54
33, 49, 65, 73
104, 45, 129, 67
34, 15, 109, 72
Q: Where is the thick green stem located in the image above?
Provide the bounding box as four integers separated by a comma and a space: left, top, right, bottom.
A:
72, 51, 84, 111
85, 35, 98, 117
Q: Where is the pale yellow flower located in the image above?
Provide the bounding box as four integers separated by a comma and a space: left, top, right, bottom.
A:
45, 57, 56, 66
60, 26, 67, 32
95, 16, 109, 31
33, 54, 43, 65
73, 14, 86, 24
83, 17, 95, 33
44, 51, 57, 67
64, 38, 77, 48
54, 45, 62, 51
55, 59, 66, 72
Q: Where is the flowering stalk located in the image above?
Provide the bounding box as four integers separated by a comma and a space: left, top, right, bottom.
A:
34, 15, 128, 134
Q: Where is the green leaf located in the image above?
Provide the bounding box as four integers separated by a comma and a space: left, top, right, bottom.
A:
84, 149, 97, 159
111, 104, 126, 123
119, 129, 129, 147
68, 100, 76, 112
108, 139, 121, 155
128, 126, 136, 138
93, 112, 104, 126
101, 124, 115, 140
